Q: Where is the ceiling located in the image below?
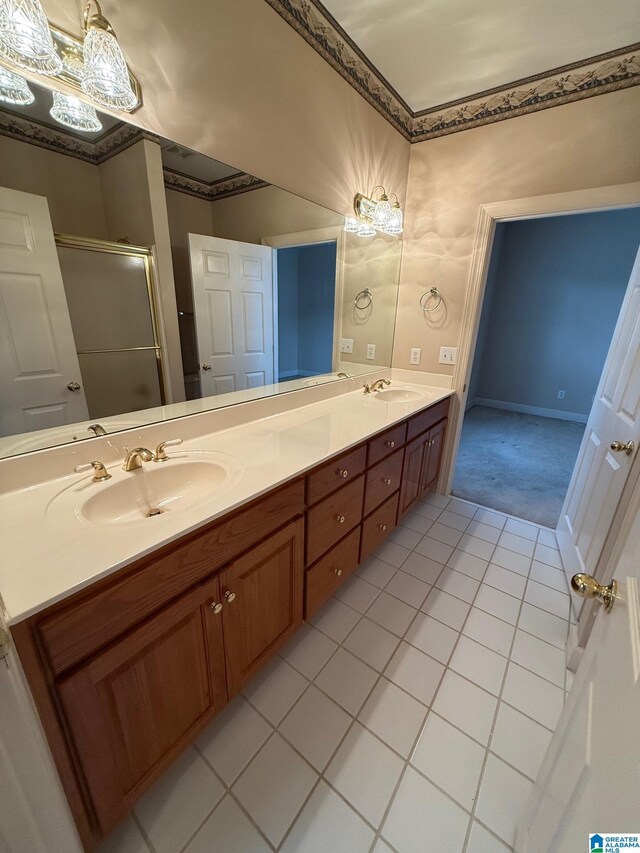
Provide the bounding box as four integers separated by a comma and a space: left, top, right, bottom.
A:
319, 0, 640, 111
158, 141, 239, 183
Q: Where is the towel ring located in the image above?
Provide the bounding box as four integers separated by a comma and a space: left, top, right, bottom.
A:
420, 287, 443, 312
354, 288, 373, 310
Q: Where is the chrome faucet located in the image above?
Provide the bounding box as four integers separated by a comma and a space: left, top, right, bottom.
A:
122, 447, 155, 471
363, 378, 391, 394
87, 423, 107, 436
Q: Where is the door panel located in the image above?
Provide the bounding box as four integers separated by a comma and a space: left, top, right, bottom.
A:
0, 188, 88, 436
421, 419, 447, 493
221, 519, 304, 696
189, 234, 273, 395
57, 577, 226, 833
398, 436, 426, 518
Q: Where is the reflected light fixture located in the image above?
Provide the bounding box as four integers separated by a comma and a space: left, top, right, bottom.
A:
81, 0, 138, 111
50, 90, 102, 132
343, 216, 361, 233
356, 221, 376, 237
0, 64, 33, 103
351, 186, 404, 237
0, 0, 62, 75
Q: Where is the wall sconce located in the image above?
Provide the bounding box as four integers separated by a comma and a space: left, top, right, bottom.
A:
0, 64, 33, 103
0, 0, 141, 111
344, 186, 404, 237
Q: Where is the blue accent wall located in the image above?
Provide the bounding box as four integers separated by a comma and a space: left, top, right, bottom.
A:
276, 242, 336, 379
469, 208, 640, 418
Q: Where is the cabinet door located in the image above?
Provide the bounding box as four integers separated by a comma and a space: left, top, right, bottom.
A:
220, 518, 304, 696
421, 419, 447, 494
57, 577, 227, 834
398, 436, 427, 518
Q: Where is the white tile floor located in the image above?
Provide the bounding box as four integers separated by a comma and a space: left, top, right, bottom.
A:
99, 495, 574, 853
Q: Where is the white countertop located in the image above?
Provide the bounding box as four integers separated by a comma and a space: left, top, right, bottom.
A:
0, 383, 453, 625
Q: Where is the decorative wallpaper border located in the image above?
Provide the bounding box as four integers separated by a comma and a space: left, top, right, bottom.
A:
0, 111, 268, 200
264, 0, 640, 142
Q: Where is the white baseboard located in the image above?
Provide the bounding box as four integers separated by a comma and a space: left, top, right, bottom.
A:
469, 397, 588, 424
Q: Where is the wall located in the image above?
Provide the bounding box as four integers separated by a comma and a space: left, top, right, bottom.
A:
468, 209, 640, 419
0, 135, 108, 237
44, 0, 410, 219
393, 88, 640, 374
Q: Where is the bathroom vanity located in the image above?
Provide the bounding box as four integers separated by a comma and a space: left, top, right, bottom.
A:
2, 383, 451, 850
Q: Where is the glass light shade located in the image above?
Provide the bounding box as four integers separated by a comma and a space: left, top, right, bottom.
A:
50, 90, 103, 132
343, 216, 361, 233
0, 0, 62, 75
384, 205, 403, 235
357, 221, 376, 237
0, 64, 33, 104
372, 196, 392, 228
81, 24, 137, 111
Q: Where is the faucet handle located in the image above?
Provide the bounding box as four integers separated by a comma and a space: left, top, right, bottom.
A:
74, 461, 111, 482
155, 438, 183, 462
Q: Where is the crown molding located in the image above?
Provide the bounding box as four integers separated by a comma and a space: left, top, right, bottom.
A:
163, 168, 269, 202
263, 0, 640, 142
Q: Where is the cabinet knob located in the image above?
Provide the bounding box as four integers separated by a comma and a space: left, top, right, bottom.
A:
338, 469, 348, 478
336, 514, 346, 523
386, 440, 395, 448
224, 591, 236, 603
210, 602, 223, 614
334, 568, 342, 576
383, 477, 392, 486
378, 523, 387, 531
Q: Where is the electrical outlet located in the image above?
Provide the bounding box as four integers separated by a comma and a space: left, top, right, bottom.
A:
439, 347, 458, 365
366, 343, 376, 360
558, 390, 566, 400
340, 338, 353, 354
410, 347, 421, 366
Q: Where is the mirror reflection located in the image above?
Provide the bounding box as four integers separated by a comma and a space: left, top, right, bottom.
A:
0, 79, 402, 459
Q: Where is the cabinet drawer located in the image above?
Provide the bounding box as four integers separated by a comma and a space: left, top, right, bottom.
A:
37, 479, 305, 675
306, 444, 367, 505
406, 397, 451, 441
363, 448, 404, 515
305, 528, 361, 618
306, 475, 364, 564
361, 493, 399, 561
367, 422, 407, 467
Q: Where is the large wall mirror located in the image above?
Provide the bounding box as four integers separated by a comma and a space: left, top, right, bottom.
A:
0, 79, 402, 459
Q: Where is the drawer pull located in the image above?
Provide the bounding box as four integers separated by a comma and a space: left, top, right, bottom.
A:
385, 440, 395, 448
210, 602, 223, 614
383, 478, 393, 486
338, 469, 349, 478
334, 568, 343, 576
378, 523, 388, 531
336, 514, 346, 524
224, 591, 236, 603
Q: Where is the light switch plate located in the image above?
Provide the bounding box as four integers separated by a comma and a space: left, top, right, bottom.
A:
366, 343, 376, 360
439, 347, 458, 365
410, 347, 421, 366
340, 338, 354, 354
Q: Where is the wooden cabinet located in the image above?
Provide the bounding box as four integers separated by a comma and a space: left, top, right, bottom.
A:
220, 519, 304, 695
57, 577, 227, 833
399, 416, 449, 518
421, 418, 447, 493
361, 493, 400, 560
364, 448, 404, 515
306, 474, 364, 564
305, 527, 360, 618
307, 445, 367, 504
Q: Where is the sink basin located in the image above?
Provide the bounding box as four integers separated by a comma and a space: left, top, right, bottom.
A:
374, 388, 424, 403
47, 452, 241, 525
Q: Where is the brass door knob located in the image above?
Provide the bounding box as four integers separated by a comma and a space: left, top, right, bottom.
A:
210, 602, 223, 614
610, 440, 635, 456
571, 573, 618, 612
201, 363, 211, 371
67, 380, 81, 391
224, 591, 236, 603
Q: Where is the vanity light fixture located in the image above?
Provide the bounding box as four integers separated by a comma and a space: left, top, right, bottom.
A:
81, 0, 138, 111
0, 64, 33, 103
50, 89, 102, 132
384, 194, 404, 235
353, 186, 404, 236
343, 216, 361, 233
0, 0, 62, 75
356, 221, 376, 237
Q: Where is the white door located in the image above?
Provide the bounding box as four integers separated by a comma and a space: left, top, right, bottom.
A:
188, 234, 274, 395
557, 246, 640, 589
0, 187, 88, 437
517, 490, 640, 852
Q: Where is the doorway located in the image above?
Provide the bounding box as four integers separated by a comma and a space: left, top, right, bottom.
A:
452, 207, 640, 528
275, 242, 337, 381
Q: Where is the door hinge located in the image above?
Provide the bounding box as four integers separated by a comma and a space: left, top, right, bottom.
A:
0, 628, 10, 661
